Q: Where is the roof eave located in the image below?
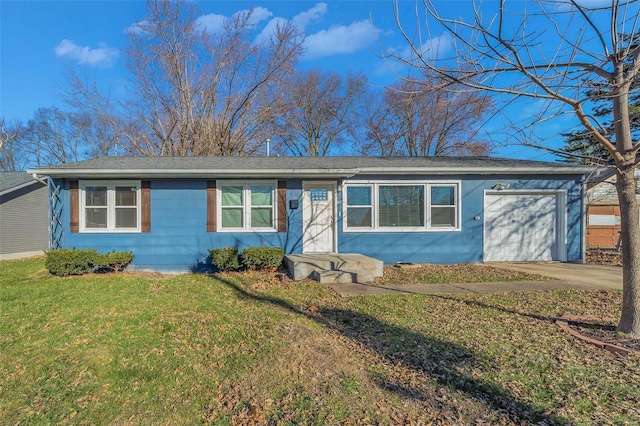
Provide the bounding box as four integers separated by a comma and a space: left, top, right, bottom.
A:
0, 179, 45, 196
27, 165, 593, 179
359, 166, 593, 175
26, 168, 360, 179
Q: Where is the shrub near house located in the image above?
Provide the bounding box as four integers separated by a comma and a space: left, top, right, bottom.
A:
45, 249, 134, 276
209, 247, 284, 272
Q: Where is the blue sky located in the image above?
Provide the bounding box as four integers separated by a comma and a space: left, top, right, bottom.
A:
1, 1, 425, 120
1, 0, 634, 161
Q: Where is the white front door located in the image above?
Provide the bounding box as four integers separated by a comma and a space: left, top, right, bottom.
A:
484, 192, 563, 262
303, 182, 335, 253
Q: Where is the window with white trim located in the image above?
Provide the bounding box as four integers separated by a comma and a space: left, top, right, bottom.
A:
430, 185, 457, 228
80, 181, 141, 232
344, 182, 460, 231
345, 186, 372, 228
219, 182, 276, 231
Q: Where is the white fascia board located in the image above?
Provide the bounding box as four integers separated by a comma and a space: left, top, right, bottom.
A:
26, 168, 359, 179
27, 165, 592, 179
356, 166, 593, 175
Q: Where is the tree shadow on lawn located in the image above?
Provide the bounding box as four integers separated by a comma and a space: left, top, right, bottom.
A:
210, 274, 570, 425
432, 293, 558, 323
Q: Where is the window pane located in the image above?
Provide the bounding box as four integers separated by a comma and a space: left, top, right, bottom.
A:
116, 186, 137, 206
432, 207, 456, 227
251, 185, 273, 206
251, 208, 273, 228
432, 186, 455, 206
379, 185, 424, 227
85, 208, 107, 228
347, 207, 372, 227
310, 188, 328, 202
222, 186, 243, 206
85, 187, 107, 206
347, 186, 371, 206
222, 208, 243, 228
115, 208, 137, 228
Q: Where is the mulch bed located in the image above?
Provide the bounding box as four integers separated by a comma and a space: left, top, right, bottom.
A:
586, 249, 622, 266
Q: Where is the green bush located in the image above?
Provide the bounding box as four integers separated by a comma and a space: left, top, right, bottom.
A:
97, 250, 135, 272
241, 247, 284, 271
208, 248, 241, 272
45, 248, 100, 276
45, 249, 135, 276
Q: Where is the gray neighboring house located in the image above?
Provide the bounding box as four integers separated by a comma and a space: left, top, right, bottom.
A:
0, 172, 49, 260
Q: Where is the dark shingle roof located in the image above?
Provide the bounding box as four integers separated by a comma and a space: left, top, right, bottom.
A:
28, 156, 592, 178
0, 172, 43, 194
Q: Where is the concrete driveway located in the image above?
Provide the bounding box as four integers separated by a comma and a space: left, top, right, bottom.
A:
324, 262, 623, 297
488, 262, 623, 290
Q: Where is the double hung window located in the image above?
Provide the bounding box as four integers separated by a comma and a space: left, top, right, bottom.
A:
344, 182, 459, 231
80, 181, 141, 232
219, 182, 276, 231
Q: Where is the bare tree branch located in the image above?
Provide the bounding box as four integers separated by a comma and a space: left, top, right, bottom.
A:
394, 0, 640, 336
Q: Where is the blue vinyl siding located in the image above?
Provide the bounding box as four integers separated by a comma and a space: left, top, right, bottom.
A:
59, 178, 304, 272
54, 173, 585, 272
337, 174, 585, 264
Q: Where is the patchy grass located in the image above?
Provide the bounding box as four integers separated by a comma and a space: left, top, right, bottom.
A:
1, 257, 638, 425
374, 263, 551, 286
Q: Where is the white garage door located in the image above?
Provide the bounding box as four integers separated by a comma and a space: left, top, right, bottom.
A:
484, 192, 562, 262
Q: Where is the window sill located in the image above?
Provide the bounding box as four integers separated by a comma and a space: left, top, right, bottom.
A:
218, 228, 278, 233
79, 229, 142, 233
343, 227, 461, 233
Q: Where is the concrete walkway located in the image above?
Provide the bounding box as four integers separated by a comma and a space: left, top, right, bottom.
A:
323, 262, 623, 297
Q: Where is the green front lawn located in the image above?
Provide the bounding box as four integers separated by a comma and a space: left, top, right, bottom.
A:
1, 257, 638, 425
374, 263, 551, 286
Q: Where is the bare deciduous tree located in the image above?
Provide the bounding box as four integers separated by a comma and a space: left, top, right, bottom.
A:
394, 0, 640, 336
269, 69, 368, 156
0, 117, 26, 171
19, 107, 118, 167
65, 0, 303, 157
362, 78, 493, 156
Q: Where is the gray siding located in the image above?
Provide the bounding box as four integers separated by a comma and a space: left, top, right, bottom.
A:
0, 182, 48, 259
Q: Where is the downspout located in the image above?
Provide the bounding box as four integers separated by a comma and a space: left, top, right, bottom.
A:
32, 173, 54, 250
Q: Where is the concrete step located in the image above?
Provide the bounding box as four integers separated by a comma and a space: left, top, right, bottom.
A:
285, 253, 383, 282
311, 268, 374, 284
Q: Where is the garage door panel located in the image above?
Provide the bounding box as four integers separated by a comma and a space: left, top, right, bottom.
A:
484, 193, 559, 262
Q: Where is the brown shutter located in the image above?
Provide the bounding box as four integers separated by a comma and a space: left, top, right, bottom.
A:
70, 180, 79, 233
207, 181, 217, 232
277, 181, 287, 233
141, 181, 151, 233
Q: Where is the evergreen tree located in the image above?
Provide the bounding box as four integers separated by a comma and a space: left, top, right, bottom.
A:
560, 33, 640, 165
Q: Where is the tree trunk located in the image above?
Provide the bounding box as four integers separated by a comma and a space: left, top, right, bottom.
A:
616, 166, 640, 337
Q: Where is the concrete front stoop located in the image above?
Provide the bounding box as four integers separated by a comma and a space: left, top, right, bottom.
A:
285, 253, 383, 284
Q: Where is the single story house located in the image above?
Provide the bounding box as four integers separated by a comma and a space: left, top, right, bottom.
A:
585, 167, 640, 248
0, 172, 49, 260
28, 156, 590, 273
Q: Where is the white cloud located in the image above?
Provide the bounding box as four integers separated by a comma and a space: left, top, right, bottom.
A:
374, 33, 453, 77
242, 7, 272, 26
196, 13, 226, 33
400, 33, 453, 61
292, 2, 327, 29
303, 20, 377, 60
255, 3, 326, 43
197, 7, 272, 34
124, 19, 150, 34
256, 17, 290, 42
54, 39, 119, 68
